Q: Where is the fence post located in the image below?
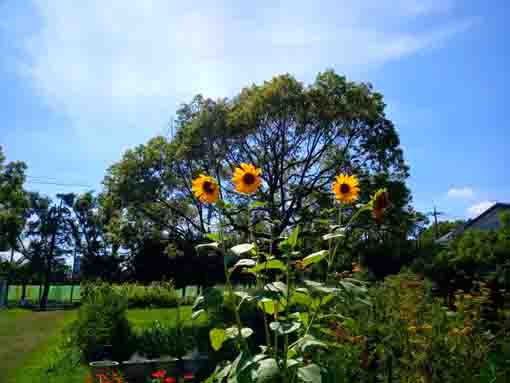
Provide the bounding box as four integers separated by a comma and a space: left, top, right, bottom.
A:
70, 282, 74, 303
0, 279, 6, 308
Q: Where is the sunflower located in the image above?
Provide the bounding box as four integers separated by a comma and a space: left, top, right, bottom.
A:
192, 174, 220, 204
332, 174, 360, 203
371, 188, 389, 223
232, 163, 262, 194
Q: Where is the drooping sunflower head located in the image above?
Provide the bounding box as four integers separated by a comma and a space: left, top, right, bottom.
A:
371, 188, 389, 223
192, 174, 220, 204
232, 163, 262, 194
332, 174, 360, 203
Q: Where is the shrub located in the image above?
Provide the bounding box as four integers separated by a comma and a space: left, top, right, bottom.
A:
72, 282, 133, 362
119, 281, 179, 309
135, 320, 199, 359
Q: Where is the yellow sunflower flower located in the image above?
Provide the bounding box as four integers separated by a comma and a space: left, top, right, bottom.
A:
332, 174, 360, 203
192, 174, 220, 204
232, 163, 262, 194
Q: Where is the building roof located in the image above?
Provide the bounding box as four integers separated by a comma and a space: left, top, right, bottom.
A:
462, 202, 510, 231
435, 202, 510, 245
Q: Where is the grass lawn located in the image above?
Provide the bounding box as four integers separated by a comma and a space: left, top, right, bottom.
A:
0, 307, 198, 383
0, 309, 77, 383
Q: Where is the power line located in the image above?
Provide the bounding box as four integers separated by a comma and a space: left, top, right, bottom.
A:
25, 180, 93, 188
25, 175, 94, 188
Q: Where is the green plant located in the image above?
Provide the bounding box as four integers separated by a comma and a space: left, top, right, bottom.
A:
119, 282, 180, 309
72, 282, 133, 362
136, 320, 196, 359
192, 174, 385, 383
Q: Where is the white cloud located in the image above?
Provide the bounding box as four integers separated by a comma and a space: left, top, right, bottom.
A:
467, 201, 495, 218
3, 1, 473, 152
447, 187, 474, 199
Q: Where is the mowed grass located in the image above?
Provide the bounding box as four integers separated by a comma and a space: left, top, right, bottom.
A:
0, 309, 77, 383
0, 307, 197, 383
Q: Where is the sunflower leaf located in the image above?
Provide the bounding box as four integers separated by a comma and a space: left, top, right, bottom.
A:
302, 250, 328, 267
230, 243, 255, 255
195, 242, 220, 251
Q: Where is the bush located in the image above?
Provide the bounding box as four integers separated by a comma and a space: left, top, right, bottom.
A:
119, 281, 179, 309
72, 282, 133, 362
135, 319, 210, 359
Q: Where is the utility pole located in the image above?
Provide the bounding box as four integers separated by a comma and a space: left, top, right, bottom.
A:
428, 206, 445, 240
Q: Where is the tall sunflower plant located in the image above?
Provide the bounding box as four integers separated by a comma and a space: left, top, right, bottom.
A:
191, 164, 389, 383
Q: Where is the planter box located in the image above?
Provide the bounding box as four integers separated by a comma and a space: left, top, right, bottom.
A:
89, 361, 120, 380
121, 359, 155, 383
152, 356, 179, 374
181, 354, 209, 374
121, 357, 178, 383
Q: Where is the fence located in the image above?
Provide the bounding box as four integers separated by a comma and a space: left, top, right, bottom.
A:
6, 283, 255, 305
7, 284, 81, 304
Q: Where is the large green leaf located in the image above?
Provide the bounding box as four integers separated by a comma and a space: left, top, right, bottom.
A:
289, 311, 309, 326
288, 225, 301, 248
302, 250, 328, 267
206, 233, 221, 242
191, 309, 206, 320
296, 334, 328, 352
297, 364, 321, 383
292, 291, 312, 306
246, 259, 285, 274
225, 326, 254, 339
210, 328, 226, 351
233, 258, 257, 268
322, 231, 345, 241
230, 243, 255, 255
264, 281, 288, 294
339, 280, 368, 294
195, 242, 219, 251
304, 280, 338, 294
252, 358, 280, 383
257, 298, 285, 315
269, 320, 301, 335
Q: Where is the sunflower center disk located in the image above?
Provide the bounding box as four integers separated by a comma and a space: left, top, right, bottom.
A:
340, 183, 350, 194
203, 181, 215, 194
242, 173, 256, 185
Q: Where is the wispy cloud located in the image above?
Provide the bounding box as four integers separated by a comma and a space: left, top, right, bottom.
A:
3, 1, 473, 153
467, 201, 495, 218
447, 187, 475, 199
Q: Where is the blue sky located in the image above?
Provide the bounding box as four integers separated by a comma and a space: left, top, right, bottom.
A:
0, 0, 508, 221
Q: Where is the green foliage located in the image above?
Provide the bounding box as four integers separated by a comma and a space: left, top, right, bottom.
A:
194, 198, 378, 383
117, 282, 180, 309
102, 70, 412, 264
429, 225, 510, 284
135, 320, 202, 358
420, 220, 464, 244
71, 282, 132, 362
0, 145, 29, 252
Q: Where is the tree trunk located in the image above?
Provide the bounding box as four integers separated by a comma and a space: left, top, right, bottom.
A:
70, 283, 74, 303
39, 267, 51, 310
21, 283, 27, 302
4, 248, 15, 306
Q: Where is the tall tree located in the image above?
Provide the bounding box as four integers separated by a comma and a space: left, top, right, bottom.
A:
21, 193, 73, 309
0, 146, 30, 257
174, 71, 409, 237
61, 192, 121, 280
0, 146, 30, 304
103, 70, 412, 260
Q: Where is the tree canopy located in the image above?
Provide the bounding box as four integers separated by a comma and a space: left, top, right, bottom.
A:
104, 70, 412, 254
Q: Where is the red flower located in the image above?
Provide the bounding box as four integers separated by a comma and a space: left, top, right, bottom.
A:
164, 377, 177, 383
152, 370, 167, 379
183, 372, 194, 381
